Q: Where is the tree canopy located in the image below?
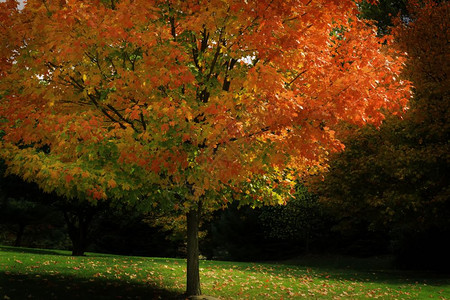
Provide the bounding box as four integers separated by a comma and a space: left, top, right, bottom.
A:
0, 0, 410, 295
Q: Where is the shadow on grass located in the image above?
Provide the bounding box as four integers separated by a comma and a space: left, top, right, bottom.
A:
0, 245, 126, 259
0, 271, 183, 300
203, 256, 450, 287
273, 255, 450, 284
0, 245, 69, 257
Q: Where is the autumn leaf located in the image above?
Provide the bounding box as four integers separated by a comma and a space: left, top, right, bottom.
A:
107, 179, 117, 189
65, 174, 74, 184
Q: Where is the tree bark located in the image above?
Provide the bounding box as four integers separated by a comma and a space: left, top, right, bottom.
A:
186, 202, 202, 296
14, 223, 26, 247
63, 211, 92, 256
305, 232, 310, 254
71, 238, 87, 256
70, 223, 88, 256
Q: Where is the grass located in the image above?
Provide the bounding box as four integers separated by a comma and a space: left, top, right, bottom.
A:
1, 245, 449, 299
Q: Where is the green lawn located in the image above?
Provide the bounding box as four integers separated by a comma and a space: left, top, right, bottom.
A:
0, 246, 449, 299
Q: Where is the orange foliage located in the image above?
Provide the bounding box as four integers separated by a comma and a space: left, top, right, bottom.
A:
0, 0, 410, 206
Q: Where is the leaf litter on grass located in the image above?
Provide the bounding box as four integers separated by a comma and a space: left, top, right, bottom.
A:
1, 246, 449, 299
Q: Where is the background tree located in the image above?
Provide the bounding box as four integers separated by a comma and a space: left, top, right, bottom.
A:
358, 0, 408, 35
0, 158, 110, 255
54, 196, 111, 256
259, 184, 330, 254
203, 184, 335, 261
0, 159, 68, 249
0, 177, 63, 247
313, 0, 449, 270
92, 208, 185, 258
0, 0, 409, 296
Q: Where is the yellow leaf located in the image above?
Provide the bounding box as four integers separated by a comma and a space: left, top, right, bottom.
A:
108, 179, 117, 188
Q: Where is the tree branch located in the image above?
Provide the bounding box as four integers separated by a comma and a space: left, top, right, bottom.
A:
170, 16, 177, 41
206, 29, 224, 82
86, 94, 126, 129
286, 69, 307, 87
106, 104, 138, 132
222, 58, 238, 91
140, 112, 147, 131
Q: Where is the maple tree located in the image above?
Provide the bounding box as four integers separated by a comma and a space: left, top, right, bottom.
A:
0, 0, 409, 296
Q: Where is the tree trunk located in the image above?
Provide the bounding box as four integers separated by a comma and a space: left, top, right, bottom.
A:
63, 211, 92, 256
305, 227, 311, 254
305, 233, 310, 254
186, 202, 202, 296
14, 223, 26, 247
71, 238, 87, 256
70, 223, 88, 256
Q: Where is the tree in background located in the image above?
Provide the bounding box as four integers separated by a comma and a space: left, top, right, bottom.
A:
55, 196, 110, 256
204, 184, 334, 261
0, 197, 68, 248
259, 184, 329, 254
313, 0, 449, 270
358, 0, 408, 35
1, 161, 181, 256
92, 208, 185, 258
0, 0, 409, 295
0, 159, 110, 255
0, 160, 68, 248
